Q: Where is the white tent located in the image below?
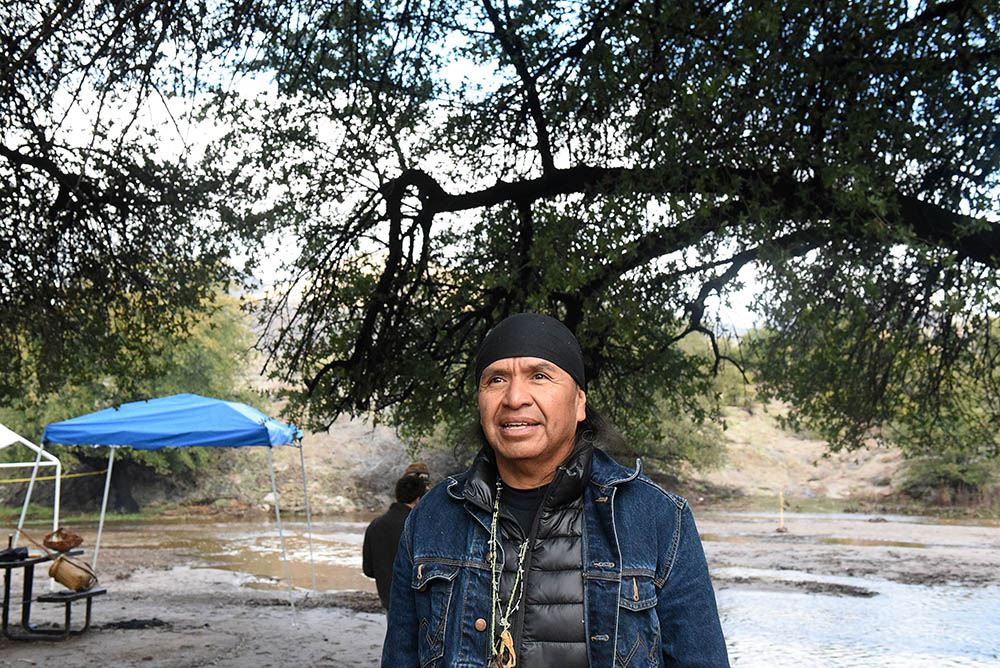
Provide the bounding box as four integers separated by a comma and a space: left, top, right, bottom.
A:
1, 423, 61, 547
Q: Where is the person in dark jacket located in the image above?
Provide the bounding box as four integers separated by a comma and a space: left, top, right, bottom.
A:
363, 470, 428, 609
382, 313, 729, 667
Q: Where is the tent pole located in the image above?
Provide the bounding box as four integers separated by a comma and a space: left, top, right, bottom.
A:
298, 442, 317, 592
52, 448, 61, 538
93, 446, 116, 571
267, 446, 296, 614
14, 446, 44, 547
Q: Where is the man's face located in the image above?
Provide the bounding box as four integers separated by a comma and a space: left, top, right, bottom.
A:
478, 356, 586, 481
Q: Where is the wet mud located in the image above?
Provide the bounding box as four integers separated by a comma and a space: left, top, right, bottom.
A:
715, 574, 878, 597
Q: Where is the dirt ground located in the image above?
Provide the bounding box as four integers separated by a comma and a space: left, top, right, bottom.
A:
2, 510, 997, 668
1, 563, 387, 668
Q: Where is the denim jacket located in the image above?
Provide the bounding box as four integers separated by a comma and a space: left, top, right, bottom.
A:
382, 448, 730, 667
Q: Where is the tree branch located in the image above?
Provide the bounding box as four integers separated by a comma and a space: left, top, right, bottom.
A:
386, 166, 1000, 268
898, 194, 1000, 264
480, 0, 555, 173
541, 0, 642, 74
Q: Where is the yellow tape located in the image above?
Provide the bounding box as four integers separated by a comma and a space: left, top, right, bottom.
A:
0, 469, 109, 484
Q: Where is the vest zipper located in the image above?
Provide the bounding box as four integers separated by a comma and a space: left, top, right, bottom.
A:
511, 471, 562, 663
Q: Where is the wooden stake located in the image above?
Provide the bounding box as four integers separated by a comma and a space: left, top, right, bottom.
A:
776, 489, 788, 533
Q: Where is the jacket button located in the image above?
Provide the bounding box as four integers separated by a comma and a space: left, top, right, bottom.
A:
475, 618, 487, 632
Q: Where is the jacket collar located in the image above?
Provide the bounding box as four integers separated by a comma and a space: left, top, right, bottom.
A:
588, 447, 642, 489
455, 447, 498, 511
447, 444, 643, 509
452, 443, 595, 513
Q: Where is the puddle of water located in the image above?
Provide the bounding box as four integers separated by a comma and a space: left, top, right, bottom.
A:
819, 537, 928, 548
699, 533, 760, 543
705, 511, 1000, 528
700, 534, 930, 549
929, 516, 1000, 528
716, 567, 1000, 667
193, 521, 376, 592
93, 518, 378, 593
705, 511, 921, 523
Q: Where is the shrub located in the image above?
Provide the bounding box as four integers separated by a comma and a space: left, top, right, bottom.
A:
901, 453, 999, 505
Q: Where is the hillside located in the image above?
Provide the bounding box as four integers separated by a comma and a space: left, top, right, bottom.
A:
237, 403, 906, 515
688, 404, 904, 501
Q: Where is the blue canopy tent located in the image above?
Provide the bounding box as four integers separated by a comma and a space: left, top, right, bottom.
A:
41, 393, 316, 606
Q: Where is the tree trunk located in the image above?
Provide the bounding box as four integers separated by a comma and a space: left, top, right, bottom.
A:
111, 466, 140, 513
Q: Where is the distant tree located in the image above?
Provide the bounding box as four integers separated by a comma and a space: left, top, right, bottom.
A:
3, 1, 999, 466
0, 296, 257, 512
889, 319, 1000, 500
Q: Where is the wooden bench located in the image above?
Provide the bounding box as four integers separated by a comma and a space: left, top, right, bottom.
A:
35, 587, 107, 638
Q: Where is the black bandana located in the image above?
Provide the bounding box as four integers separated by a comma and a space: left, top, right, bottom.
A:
474, 313, 586, 390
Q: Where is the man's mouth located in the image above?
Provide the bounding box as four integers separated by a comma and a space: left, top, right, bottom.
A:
500, 421, 539, 430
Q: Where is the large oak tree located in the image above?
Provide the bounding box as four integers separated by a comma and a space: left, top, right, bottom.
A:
3, 0, 998, 462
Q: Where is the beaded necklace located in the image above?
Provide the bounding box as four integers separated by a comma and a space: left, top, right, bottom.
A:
489, 477, 529, 668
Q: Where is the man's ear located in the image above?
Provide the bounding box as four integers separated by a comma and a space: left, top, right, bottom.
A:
575, 389, 586, 422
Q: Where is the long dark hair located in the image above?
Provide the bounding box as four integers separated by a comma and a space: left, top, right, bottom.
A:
574, 404, 627, 454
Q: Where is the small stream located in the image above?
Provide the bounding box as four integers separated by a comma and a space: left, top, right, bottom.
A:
81, 513, 1000, 666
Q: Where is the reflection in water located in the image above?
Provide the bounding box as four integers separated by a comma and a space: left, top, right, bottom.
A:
98, 518, 379, 593
716, 567, 1000, 667
707, 511, 1000, 528
818, 537, 928, 548
84, 515, 998, 665
699, 533, 760, 544
195, 520, 377, 592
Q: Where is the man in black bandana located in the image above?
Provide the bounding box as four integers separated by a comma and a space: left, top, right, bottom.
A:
382, 313, 730, 667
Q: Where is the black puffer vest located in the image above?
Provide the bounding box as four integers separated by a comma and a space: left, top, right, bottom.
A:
463, 446, 593, 668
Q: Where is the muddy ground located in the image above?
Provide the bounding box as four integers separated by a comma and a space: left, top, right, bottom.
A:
1, 510, 997, 668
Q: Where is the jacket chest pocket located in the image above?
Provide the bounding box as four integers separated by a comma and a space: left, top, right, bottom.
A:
615, 575, 660, 668
412, 561, 460, 667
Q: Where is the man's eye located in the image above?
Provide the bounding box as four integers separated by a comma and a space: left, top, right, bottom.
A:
532, 373, 549, 380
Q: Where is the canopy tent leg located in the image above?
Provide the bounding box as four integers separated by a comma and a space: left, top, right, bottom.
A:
53, 450, 61, 540
267, 446, 296, 614
13, 446, 44, 547
298, 443, 317, 592
93, 446, 116, 572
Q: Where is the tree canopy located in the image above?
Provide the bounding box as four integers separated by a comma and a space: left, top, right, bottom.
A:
1, 1, 246, 399
3, 0, 999, 461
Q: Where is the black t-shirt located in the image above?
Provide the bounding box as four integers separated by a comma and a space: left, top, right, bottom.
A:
501, 483, 549, 536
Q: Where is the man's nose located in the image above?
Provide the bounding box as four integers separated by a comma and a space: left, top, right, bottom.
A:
502, 376, 531, 407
